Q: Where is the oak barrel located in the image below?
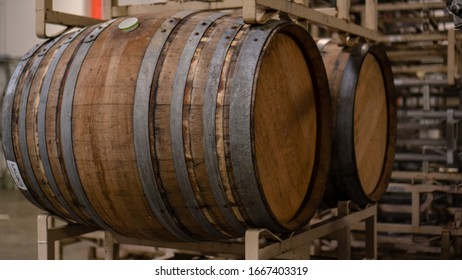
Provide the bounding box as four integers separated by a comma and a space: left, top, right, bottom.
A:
318, 40, 396, 206
2, 11, 331, 241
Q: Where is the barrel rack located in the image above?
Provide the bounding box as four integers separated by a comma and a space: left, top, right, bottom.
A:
36, 0, 462, 84
37, 202, 376, 260
31, 0, 462, 260
350, 171, 462, 259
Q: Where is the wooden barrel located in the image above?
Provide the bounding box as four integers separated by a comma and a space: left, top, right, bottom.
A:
2, 11, 331, 241
318, 40, 396, 206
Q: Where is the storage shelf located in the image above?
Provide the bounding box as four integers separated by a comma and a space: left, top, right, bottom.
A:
37, 202, 377, 260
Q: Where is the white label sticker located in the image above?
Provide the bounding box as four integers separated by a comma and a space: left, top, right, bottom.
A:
6, 160, 28, 191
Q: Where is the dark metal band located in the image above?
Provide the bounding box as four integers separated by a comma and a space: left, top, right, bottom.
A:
170, 12, 229, 240
203, 18, 246, 236
133, 11, 198, 241
369, 45, 397, 202
339, 44, 396, 205
60, 19, 116, 231
38, 28, 91, 225
229, 21, 287, 233
2, 42, 45, 210
18, 36, 64, 214
337, 46, 362, 204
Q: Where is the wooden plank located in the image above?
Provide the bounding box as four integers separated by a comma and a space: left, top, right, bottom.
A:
154, 12, 220, 240
45, 27, 98, 225
217, 25, 251, 224
26, 34, 71, 219
72, 14, 175, 241
184, 15, 242, 236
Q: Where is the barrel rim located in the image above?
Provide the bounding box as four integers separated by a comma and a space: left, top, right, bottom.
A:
249, 21, 332, 230
229, 19, 289, 233
338, 43, 396, 205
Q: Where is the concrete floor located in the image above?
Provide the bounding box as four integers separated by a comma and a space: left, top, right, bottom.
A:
0, 188, 42, 259
0, 188, 94, 260
0, 187, 453, 260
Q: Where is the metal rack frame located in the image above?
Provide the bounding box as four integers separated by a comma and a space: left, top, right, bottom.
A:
352, 171, 462, 258
37, 202, 377, 260
35, 0, 462, 85
395, 107, 461, 168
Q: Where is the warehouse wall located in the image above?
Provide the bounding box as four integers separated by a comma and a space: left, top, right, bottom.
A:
0, 0, 90, 190
0, 0, 88, 57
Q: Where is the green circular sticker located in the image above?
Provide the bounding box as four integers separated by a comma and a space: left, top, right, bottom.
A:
118, 17, 139, 32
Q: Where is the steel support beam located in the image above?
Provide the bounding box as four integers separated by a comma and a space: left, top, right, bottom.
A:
252, 0, 379, 40
36, 0, 103, 39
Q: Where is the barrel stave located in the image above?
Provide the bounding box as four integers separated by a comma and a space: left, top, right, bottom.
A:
46, 26, 100, 225
72, 14, 177, 240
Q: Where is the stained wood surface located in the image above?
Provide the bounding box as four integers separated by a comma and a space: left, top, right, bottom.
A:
26, 35, 72, 219
254, 33, 316, 223
216, 24, 251, 225
153, 12, 227, 240
11, 47, 52, 212
184, 15, 245, 236
73, 14, 176, 240
6, 12, 332, 241
354, 53, 387, 195
46, 27, 98, 225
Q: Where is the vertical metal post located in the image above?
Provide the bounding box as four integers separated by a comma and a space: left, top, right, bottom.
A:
35, 0, 53, 39
455, 211, 462, 229
310, 24, 320, 38
365, 204, 377, 259
446, 109, 455, 165
422, 84, 431, 172
455, 236, 462, 257
37, 214, 55, 260
102, 0, 113, 20
294, 0, 310, 29
37, 214, 98, 260
459, 88, 462, 111
104, 231, 120, 260
0, 1, 5, 55
337, 0, 351, 22
49, 217, 62, 260
245, 229, 282, 260
422, 84, 431, 111
412, 191, 420, 227
441, 229, 451, 259
245, 229, 262, 260
365, 0, 378, 31
448, 29, 456, 85
337, 201, 351, 259
243, 0, 257, 24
